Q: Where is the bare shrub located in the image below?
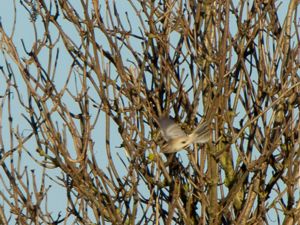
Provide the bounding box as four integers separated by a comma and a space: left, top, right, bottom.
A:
0, 0, 299, 224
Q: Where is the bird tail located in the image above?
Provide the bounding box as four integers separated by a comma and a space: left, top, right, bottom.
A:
192, 121, 211, 143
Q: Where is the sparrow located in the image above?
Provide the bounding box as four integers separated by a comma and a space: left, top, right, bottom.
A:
158, 117, 210, 153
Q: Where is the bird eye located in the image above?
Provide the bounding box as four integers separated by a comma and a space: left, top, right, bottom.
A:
181, 141, 187, 144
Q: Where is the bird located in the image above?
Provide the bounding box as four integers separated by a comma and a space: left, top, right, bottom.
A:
158, 117, 210, 153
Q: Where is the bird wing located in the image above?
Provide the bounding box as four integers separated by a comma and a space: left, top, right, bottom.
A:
192, 121, 211, 143
158, 117, 186, 141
